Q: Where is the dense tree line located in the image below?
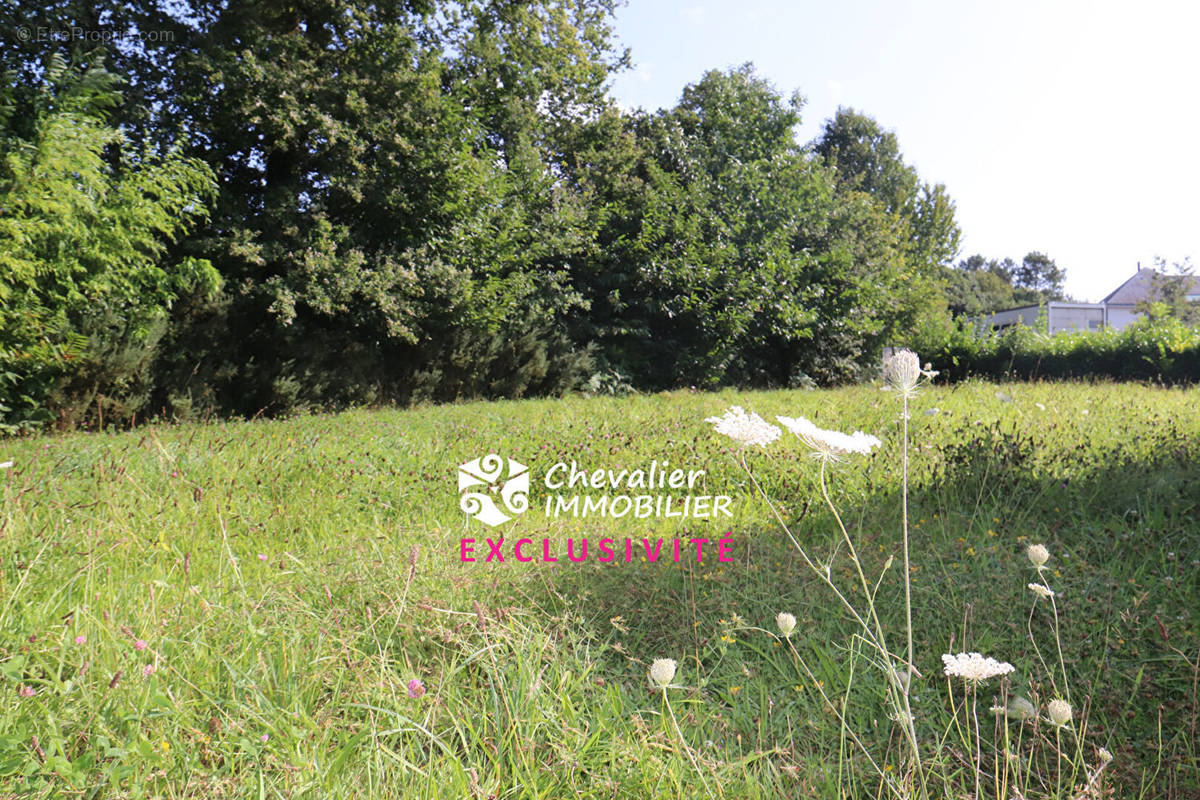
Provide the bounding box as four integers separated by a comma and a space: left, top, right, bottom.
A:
942, 251, 1067, 317
1, 0, 964, 430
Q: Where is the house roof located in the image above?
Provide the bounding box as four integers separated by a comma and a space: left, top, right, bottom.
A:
1101, 269, 1200, 305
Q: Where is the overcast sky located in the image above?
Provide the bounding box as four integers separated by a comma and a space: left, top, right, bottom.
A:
606, 0, 1200, 302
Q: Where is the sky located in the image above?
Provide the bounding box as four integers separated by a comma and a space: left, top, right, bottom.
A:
606, 0, 1200, 303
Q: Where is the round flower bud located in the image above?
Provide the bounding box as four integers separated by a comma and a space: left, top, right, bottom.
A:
1027, 544, 1050, 568
1005, 696, 1037, 720
648, 658, 677, 690
882, 349, 922, 395
1047, 698, 1073, 727
775, 612, 797, 638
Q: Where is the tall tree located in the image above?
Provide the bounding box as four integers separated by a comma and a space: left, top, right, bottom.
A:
574, 66, 928, 387
0, 54, 216, 429
814, 107, 961, 275
1013, 251, 1066, 300
48, 0, 630, 415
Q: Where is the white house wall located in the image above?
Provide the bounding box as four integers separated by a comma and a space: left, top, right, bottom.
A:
1105, 307, 1140, 330
1048, 306, 1104, 334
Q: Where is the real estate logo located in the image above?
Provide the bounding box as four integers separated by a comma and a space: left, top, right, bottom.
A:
456, 454, 734, 529
457, 454, 530, 527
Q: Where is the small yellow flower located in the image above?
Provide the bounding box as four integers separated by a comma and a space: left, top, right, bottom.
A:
730, 685, 741, 694
160, 740, 170, 753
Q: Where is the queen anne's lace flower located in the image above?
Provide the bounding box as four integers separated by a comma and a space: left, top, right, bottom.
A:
1047, 698, 1073, 727
705, 407, 782, 447
882, 349, 937, 397
1028, 583, 1055, 599
1027, 544, 1050, 568
648, 658, 677, 690
941, 652, 1015, 683
776, 416, 881, 461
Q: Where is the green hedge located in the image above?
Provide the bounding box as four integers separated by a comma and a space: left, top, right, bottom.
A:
910, 315, 1200, 383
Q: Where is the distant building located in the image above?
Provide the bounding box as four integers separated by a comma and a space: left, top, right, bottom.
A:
1098, 267, 1200, 329
975, 266, 1200, 334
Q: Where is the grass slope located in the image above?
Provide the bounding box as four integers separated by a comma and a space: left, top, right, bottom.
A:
1, 380, 1197, 798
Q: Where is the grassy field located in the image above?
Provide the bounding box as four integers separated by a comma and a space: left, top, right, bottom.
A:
1, 380, 1198, 798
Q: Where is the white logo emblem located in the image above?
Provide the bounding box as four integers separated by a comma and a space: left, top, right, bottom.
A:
458, 454, 529, 526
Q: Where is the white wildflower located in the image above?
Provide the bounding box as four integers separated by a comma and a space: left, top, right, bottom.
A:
648, 658, 677, 690
776, 416, 881, 461
882, 349, 938, 398
1028, 583, 1056, 599
775, 612, 796, 638
705, 407, 781, 448
882, 349, 922, 395
1047, 698, 1073, 727
941, 652, 1015, 683
1026, 544, 1050, 569
1098, 747, 1113, 763
0, 461, 12, 469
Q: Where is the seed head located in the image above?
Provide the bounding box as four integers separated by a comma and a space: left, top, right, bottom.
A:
648, 658, 677, 690
1027, 544, 1050, 568
1047, 698, 1073, 727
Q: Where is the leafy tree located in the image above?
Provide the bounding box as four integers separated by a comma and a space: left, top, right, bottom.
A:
943, 251, 1066, 317
814, 108, 961, 275
574, 66, 927, 387
942, 264, 1016, 317
0, 54, 216, 429
1135, 257, 1200, 325
1012, 251, 1066, 300
60, 0, 629, 416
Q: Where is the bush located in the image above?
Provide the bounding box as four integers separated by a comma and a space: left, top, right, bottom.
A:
910, 316, 1200, 384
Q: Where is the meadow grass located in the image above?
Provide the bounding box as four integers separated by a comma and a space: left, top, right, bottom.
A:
1, 380, 1197, 798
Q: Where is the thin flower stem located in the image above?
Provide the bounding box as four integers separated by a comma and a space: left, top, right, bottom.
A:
971, 685, 982, 800
1055, 726, 1063, 800
1048, 592, 1072, 705
778, 636, 899, 794
663, 690, 717, 797
818, 457, 924, 790
739, 452, 881, 652
1027, 601, 1060, 698
902, 395, 914, 680
898, 393, 926, 797
818, 458, 889, 654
